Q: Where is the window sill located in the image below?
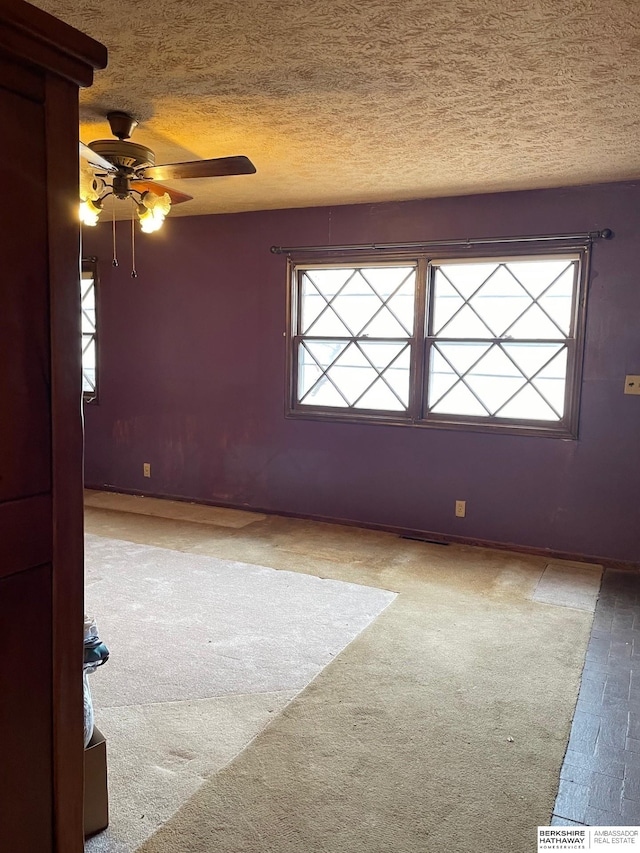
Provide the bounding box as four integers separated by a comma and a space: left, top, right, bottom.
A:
286, 407, 578, 439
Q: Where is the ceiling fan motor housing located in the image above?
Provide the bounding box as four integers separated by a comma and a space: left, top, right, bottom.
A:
112, 173, 132, 199
88, 139, 155, 171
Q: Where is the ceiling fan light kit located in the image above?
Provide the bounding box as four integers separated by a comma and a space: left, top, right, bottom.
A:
79, 111, 257, 272
79, 196, 103, 227
137, 191, 171, 233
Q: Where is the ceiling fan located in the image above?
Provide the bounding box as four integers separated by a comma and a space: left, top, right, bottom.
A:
79, 111, 256, 233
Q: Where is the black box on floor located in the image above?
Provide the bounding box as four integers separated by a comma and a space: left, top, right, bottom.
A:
84, 726, 109, 838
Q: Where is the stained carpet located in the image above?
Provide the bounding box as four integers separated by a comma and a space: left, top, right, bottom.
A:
83, 534, 395, 852
84, 497, 596, 853
137, 575, 593, 852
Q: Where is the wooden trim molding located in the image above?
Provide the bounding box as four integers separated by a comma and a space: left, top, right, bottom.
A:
0, 0, 106, 87
46, 73, 86, 853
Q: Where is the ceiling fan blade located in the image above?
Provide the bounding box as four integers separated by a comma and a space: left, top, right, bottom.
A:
130, 179, 193, 205
79, 141, 115, 173
139, 155, 256, 182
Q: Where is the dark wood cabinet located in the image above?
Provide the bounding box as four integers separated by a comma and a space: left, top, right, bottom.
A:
0, 3, 106, 851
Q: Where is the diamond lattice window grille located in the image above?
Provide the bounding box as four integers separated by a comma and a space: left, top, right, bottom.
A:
296, 266, 416, 412
81, 263, 97, 398
82, 277, 96, 334
428, 341, 567, 420
82, 336, 96, 393
427, 257, 579, 422
298, 339, 411, 410
432, 259, 575, 340
301, 267, 415, 338
289, 250, 585, 435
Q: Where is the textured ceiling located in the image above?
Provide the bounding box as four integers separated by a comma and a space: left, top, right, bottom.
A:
32, 0, 640, 216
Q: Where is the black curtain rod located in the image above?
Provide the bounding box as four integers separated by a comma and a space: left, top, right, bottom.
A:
270, 229, 613, 255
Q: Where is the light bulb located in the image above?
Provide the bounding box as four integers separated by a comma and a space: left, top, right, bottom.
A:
137, 204, 166, 233
79, 198, 102, 226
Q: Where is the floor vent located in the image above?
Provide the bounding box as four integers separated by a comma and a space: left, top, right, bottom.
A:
401, 535, 450, 546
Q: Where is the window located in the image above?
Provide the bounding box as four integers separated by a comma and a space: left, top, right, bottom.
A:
287, 245, 590, 437
82, 257, 98, 401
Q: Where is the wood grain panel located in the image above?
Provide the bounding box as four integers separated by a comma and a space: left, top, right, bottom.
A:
0, 50, 44, 100
0, 494, 52, 580
0, 563, 53, 853
0, 80, 50, 503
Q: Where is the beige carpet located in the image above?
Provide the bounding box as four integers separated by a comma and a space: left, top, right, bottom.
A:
85, 492, 596, 853
83, 533, 394, 852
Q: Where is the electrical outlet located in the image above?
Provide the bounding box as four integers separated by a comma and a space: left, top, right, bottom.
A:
143, 463, 151, 477
455, 500, 466, 518
624, 375, 640, 395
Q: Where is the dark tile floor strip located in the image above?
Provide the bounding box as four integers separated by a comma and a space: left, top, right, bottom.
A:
551, 569, 640, 827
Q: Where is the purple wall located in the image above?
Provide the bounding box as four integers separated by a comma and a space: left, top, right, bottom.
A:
82, 182, 640, 564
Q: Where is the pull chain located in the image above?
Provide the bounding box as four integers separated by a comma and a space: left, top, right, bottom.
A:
130, 201, 137, 278
112, 200, 118, 267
